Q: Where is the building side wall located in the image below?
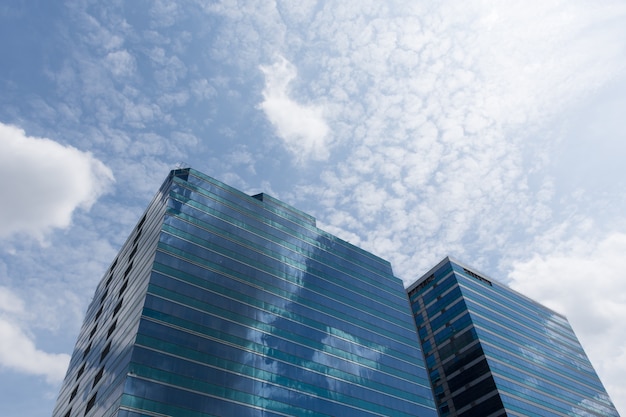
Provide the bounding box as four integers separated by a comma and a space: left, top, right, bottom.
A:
409, 262, 505, 417
453, 264, 620, 417
52, 171, 179, 417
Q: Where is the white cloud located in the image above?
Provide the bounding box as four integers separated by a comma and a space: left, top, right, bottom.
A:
189, 79, 217, 101
149, 0, 180, 28
147, 47, 188, 90
0, 123, 114, 240
259, 56, 330, 161
0, 286, 70, 384
0, 317, 70, 384
509, 230, 626, 413
0, 286, 25, 315
105, 50, 136, 78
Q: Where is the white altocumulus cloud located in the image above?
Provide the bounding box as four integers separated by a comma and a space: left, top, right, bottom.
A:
0, 286, 70, 383
105, 49, 136, 78
509, 228, 626, 413
0, 122, 114, 240
257, 0, 626, 278
0, 286, 25, 315
259, 57, 330, 161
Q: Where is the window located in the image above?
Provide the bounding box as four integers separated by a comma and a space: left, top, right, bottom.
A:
109, 258, 118, 273
84, 393, 96, 415
113, 299, 123, 316
92, 367, 104, 388
100, 342, 111, 363
94, 306, 103, 322
137, 214, 146, 229
118, 280, 128, 297
83, 343, 92, 359
69, 385, 78, 402
123, 263, 133, 278
105, 273, 114, 288
133, 230, 142, 244
107, 321, 117, 338
63, 409, 71, 417
89, 325, 97, 340
76, 364, 85, 380
128, 245, 138, 260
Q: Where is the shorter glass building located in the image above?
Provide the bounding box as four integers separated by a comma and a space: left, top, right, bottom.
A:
408, 257, 620, 417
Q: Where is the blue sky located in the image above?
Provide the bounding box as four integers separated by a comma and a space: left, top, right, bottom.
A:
1, 1, 625, 415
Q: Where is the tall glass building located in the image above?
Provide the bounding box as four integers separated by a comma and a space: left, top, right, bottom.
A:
52, 168, 437, 417
408, 257, 620, 417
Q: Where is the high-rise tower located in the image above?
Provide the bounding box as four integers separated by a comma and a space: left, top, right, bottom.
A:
52, 168, 437, 417
408, 257, 620, 417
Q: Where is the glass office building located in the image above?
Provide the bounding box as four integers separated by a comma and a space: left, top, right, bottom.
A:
408, 257, 620, 417
52, 168, 437, 417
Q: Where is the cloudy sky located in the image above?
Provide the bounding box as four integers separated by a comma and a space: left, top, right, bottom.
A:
1, 0, 625, 415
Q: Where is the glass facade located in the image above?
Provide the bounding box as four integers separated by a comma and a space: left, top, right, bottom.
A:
408, 257, 620, 417
52, 168, 437, 417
